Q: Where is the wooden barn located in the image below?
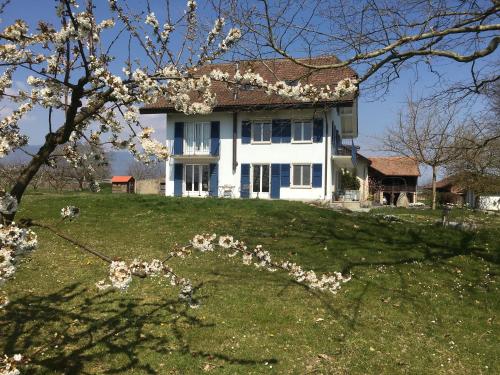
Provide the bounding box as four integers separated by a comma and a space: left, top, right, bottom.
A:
368, 156, 420, 205
111, 176, 135, 194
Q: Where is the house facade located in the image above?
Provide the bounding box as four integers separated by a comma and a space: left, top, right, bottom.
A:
141, 57, 360, 201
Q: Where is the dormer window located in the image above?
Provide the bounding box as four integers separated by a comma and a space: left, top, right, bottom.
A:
240, 84, 256, 91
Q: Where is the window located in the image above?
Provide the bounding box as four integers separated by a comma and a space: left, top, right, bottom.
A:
252, 121, 271, 143
285, 79, 298, 86
252, 164, 270, 193
292, 164, 311, 187
241, 84, 256, 91
340, 106, 353, 136
184, 122, 210, 154
292, 120, 313, 142
185, 164, 209, 194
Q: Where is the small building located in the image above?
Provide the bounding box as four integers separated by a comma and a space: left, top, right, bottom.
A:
368, 156, 420, 205
111, 176, 135, 193
425, 175, 500, 210
424, 176, 465, 204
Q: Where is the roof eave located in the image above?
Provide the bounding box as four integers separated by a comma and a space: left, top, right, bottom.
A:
140, 98, 355, 114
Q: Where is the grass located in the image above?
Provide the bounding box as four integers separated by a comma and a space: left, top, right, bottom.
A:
1, 191, 499, 374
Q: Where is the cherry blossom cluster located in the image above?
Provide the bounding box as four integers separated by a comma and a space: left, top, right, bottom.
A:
208, 68, 358, 103
0, 193, 18, 216
190, 233, 217, 252
95, 258, 198, 307
0, 353, 23, 375
0, 223, 38, 286
0, 103, 32, 157
186, 234, 351, 295
60, 206, 80, 221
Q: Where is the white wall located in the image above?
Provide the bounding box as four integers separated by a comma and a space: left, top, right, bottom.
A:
165, 107, 346, 201
477, 195, 500, 211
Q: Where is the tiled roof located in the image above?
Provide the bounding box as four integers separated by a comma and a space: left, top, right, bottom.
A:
424, 176, 461, 190
368, 156, 420, 177
111, 176, 134, 183
140, 56, 357, 113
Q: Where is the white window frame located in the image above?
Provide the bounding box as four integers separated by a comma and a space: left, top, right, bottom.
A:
184, 164, 210, 195
339, 106, 353, 137
251, 164, 271, 194
292, 119, 313, 143
291, 164, 312, 188
184, 122, 211, 155
251, 120, 272, 144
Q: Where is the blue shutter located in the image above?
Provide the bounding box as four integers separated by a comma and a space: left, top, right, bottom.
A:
241, 121, 251, 144
240, 164, 250, 198
272, 120, 282, 143
313, 118, 323, 143
271, 164, 281, 199
210, 121, 220, 155
174, 164, 183, 196
174, 122, 184, 155
312, 164, 322, 188
280, 164, 290, 187
209, 163, 218, 197
281, 120, 291, 143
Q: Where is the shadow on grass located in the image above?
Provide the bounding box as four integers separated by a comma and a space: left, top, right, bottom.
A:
0, 283, 277, 374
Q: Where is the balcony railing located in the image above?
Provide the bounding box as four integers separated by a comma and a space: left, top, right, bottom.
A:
167, 139, 220, 156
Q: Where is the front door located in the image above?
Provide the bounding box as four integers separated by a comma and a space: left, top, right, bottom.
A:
185, 164, 209, 196
251, 164, 270, 199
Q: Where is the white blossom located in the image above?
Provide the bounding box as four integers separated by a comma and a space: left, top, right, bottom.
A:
60, 206, 80, 220
218, 235, 234, 249
190, 233, 216, 252
109, 261, 132, 291
145, 12, 159, 29
0, 194, 17, 215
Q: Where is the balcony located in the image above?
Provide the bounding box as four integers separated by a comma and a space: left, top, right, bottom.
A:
167, 139, 220, 162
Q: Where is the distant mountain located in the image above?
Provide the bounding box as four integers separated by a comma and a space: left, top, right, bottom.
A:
1, 146, 138, 176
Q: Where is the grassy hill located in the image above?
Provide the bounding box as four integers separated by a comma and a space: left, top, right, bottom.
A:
1, 192, 499, 374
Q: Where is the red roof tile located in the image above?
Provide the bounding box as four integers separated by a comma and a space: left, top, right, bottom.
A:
368, 157, 420, 177
141, 56, 357, 113
111, 176, 134, 183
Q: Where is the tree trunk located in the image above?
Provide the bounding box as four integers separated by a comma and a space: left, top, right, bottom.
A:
431, 165, 437, 210
3, 85, 111, 224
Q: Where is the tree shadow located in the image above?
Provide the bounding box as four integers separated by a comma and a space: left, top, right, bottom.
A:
0, 283, 277, 374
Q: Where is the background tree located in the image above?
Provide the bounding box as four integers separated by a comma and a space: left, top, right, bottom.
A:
445, 82, 500, 196
127, 159, 163, 180
382, 96, 461, 209
227, 0, 499, 100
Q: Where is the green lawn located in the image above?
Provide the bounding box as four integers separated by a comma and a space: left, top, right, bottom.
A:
1, 192, 499, 374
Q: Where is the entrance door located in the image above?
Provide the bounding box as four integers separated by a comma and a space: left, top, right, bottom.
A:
251, 164, 270, 198
185, 164, 209, 196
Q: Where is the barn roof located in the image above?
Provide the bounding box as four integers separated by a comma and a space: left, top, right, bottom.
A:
111, 176, 134, 183
368, 156, 420, 177
140, 56, 357, 113
423, 175, 461, 190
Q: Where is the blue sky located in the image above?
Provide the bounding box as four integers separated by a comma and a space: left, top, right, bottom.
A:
1, 0, 495, 182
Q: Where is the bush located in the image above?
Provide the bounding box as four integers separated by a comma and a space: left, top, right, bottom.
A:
437, 192, 464, 206
341, 169, 360, 190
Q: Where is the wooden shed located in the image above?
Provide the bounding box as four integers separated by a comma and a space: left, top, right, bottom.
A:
111, 176, 135, 194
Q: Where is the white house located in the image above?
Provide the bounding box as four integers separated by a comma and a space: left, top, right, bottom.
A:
141, 56, 365, 202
